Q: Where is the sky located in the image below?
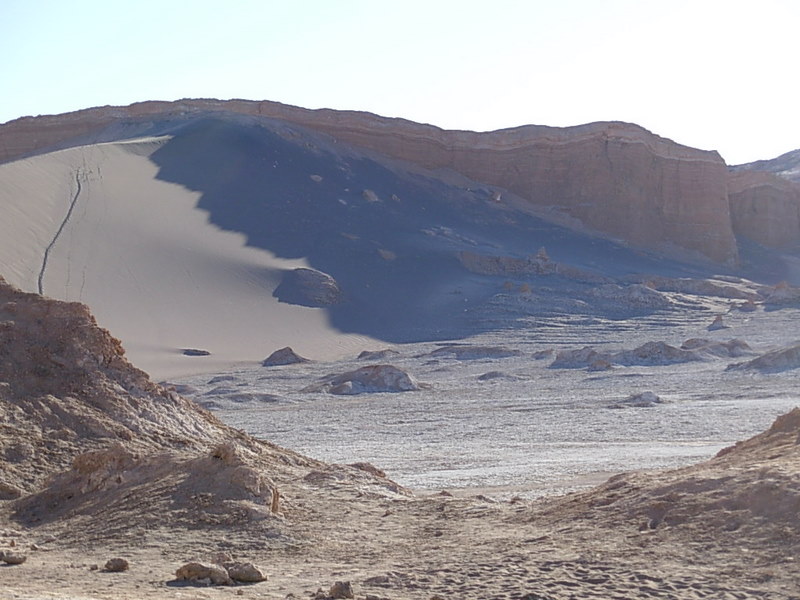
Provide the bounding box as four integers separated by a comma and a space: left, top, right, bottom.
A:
1, 0, 797, 165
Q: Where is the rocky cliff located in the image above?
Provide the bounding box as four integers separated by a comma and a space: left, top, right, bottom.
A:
0, 98, 772, 263
728, 170, 800, 249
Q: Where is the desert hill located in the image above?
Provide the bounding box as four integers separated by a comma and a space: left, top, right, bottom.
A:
2, 103, 800, 378
733, 147, 800, 184
1, 110, 735, 378
3, 98, 800, 266
1, 277, 800, 598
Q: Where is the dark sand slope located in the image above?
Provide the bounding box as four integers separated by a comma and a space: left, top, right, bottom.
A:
147, 115, 711, 333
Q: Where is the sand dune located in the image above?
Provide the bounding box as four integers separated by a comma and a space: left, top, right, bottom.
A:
0, 137, 376, 378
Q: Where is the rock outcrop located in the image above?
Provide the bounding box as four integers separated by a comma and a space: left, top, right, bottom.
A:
427, 345, 523, 360
0, 276, 402, 545
585, 283, 671, 309
728, 171, 800, 249
303, 365, 420, 395
357, 349, 400, 361
273, 268, 344, 308
726, 343, 800, 372
611, 391, 664, 408
458, 251, 610, 284
556, 407, 800, 553
0, 99, 743, 263
262, 346, 311, 366
0, 276, 229, 494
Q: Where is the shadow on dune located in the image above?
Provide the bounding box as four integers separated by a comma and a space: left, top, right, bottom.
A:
148, 115, 699, 342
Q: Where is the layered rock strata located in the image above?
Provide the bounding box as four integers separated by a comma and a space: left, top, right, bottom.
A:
0, 99, 739, 263
728, 170, 800, 249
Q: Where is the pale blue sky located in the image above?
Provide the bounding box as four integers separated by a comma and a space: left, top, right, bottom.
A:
1, 0, 797, 164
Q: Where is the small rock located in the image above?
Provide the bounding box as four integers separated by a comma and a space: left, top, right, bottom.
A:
357, 349, 400, 360
708, 315, 729, 331
329, 581, 354, 599
1, 551, 27, 565
262, 346, 311, 366
362, 189, 380, 202
104, 557, 129, 572
175, 562, 233, 586
210, 552, 233, 564
89, 564, 99, 571
614, 391, 663, 408
223, 561, 268, 583
182, 348, 211, 356
29, 543, 40, 551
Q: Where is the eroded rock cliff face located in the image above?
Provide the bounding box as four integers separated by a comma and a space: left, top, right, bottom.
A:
0, 98, 753, 263
728, 170, 800, 249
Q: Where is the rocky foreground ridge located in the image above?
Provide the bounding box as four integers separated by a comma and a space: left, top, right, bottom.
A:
2, 99, 799, 263
0, 276, 399, 534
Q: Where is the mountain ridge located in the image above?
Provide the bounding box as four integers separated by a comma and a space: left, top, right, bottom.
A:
0, 98, 748, 264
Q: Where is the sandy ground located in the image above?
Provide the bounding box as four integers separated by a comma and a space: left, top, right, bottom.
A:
2, 476, 798, 600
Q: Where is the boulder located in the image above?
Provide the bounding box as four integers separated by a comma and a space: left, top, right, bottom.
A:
727, 344, 800, 372
612, 391, 663, 408
428, 345, 523, 360
181, 348, 210, 357
0, 551, 27, 565
262, 346, 310, 366
304, 365, 419, 395
273, 268, 343, 308
104, 557, 129, 572
357, 349, 400, 360
551, 346, 611, 369
329, 581, 355, 599
585, 283, 671, 309
222, 561, 267, 583
612, 341, 700, 366
760, 281, 800, 305
681, 338, 751, 358
477, 371, 511, 381
175, 562, 233, 586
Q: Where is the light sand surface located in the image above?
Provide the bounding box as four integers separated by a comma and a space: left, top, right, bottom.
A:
0, 139, 377, 378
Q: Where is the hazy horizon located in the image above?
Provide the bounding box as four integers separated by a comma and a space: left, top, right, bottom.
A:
2, 0, 798, 164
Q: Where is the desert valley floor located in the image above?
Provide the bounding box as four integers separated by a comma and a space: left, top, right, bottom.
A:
172, 300, 800, 498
